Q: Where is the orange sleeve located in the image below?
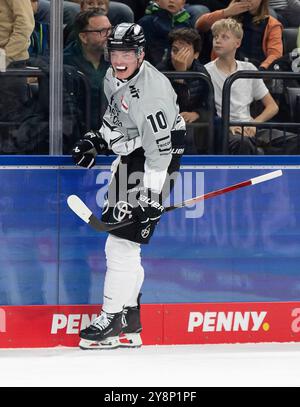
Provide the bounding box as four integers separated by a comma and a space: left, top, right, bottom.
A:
195, 10, 226, 32
260, 17, 283, 69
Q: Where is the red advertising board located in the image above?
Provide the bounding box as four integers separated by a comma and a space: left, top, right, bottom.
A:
163, 302, 300, 344
0, 302, 299, 348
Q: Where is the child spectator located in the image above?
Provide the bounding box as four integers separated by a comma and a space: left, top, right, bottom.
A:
157, 27, 215, 153
138, 0, 209, 66
205, 18, 299, 154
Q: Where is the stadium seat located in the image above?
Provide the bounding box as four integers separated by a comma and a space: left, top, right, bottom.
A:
282, 28, 299, 55
286, 87, 300, 122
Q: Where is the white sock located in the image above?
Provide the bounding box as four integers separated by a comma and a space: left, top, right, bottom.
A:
103, 234, 144, 313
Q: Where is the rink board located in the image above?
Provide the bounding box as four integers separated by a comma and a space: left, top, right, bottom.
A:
0, 302, 299, 347
0, 156, 300, 347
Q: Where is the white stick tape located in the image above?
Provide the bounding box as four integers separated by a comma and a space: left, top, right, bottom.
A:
251, 170, 283, 185
67, 195, 92, 223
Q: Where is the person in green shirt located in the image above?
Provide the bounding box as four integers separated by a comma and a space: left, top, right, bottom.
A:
64, 9, 111, 129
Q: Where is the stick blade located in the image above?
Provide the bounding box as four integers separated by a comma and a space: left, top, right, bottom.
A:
67, 194, 134, 232
67, 195, 92, 224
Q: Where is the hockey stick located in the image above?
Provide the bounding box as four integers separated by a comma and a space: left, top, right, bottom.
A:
67, 170, 283, 233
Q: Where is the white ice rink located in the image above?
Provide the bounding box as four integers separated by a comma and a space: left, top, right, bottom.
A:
0, 342, 300, 387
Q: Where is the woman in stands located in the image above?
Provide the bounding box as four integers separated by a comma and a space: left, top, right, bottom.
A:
196, 0, 283, 70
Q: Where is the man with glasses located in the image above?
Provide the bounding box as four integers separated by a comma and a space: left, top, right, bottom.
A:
64, 10, 111, 130
63, 0, 133, 46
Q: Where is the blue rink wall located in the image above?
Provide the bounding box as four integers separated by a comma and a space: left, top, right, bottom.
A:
0, 156, 299, 306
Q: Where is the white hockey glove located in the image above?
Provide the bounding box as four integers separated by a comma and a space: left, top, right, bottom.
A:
72, 131, 109, 168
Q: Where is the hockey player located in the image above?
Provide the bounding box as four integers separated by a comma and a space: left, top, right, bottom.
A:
72, 23, 185, 349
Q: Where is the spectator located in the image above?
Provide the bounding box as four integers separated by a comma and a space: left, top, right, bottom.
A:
269, 0, 300, 28
63, 0, 134, 46
0, 0, 35, 127
0, 0, 34, 67
196, 0, 283, 70
157, 27, 215, 153
205, 18, 299, 154
64, 10, 111, 130
29, 0, 50, 58
138, 0, 209, 66
13, 5, 111, 155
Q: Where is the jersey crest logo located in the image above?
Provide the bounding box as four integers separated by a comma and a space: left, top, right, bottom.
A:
121, 96, 129, 113
108, 99, 122, 126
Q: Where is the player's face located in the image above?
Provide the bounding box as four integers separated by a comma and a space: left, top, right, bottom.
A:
110, 49, 144, 80
157, 0, 186, 14
213, 30, 241, 57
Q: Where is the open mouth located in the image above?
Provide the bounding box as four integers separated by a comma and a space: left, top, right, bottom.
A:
115, 65, 128, 73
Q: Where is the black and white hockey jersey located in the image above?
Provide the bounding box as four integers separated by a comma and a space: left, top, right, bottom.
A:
99, 60, 185, 192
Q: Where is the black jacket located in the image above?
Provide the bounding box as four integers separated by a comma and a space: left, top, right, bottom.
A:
157, 58, 215, 116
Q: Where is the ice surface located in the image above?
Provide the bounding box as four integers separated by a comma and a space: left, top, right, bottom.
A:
0, 342, 300, 387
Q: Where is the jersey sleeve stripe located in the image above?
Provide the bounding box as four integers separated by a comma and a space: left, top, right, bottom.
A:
110, 135, 124, 146
156, 135, 170, 142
